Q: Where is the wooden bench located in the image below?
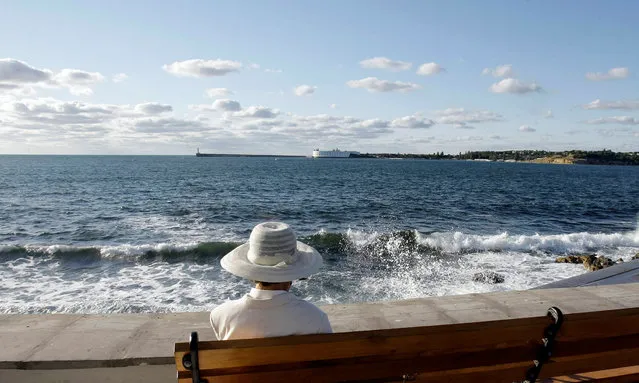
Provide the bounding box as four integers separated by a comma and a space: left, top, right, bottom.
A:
174, 306, 639, 382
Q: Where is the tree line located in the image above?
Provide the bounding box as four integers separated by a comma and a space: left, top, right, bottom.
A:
355, 149, 639, 165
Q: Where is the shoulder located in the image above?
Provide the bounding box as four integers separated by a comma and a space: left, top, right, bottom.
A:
292, 297, 326, 313
210, 297, 247, 320
289, 296, 330, 319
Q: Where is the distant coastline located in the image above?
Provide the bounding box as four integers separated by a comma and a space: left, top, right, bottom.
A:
353, 149, 639, 166
195, 149, 639, 166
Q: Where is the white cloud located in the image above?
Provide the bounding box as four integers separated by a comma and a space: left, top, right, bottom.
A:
213, 99, 242, 112
1, 98, 118, 129
416, 62, 445, 76
163, 59, 242, 78
134, 102, 172, 115
0, 96, 223, 146
434, 108, 503, 128
234, 106, 279, 118
6, 98, 115, 116
53, 69, 105, 85
271, 114, 394, 140
359, 57, 411, 71
247, 63, 260, 70
52, 69, 105, 96
329, 103, 337, 109
0, 59, 104, 96
205, 88, 233, 98
0, 58, 52, 84
346, 77, 420, 93
390, 114, 435, 129
583, 116, 639, 125
583, 99, 639, 110
482, 64, 515, 78
481, 64, 517, 78
490, 78, 542, 94
133, 117, 208, 133
264, 68, 283, 73
0, 83, 20, 90
545, 109, 554, 119
112, 73, 128, 83
293, 85, 316, 96
453, 123, 475, 129
359, 118, 389, 129
519, 125, 536, 132
292, 114, 361, 125
585, 67, 629, 81
192, 102, 279, 119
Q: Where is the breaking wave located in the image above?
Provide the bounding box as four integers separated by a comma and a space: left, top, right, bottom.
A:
1, 227, 637, 314
417, 229, 639, 255
2, 228, 637, 262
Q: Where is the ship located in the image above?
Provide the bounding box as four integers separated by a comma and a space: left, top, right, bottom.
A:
312, 148, 360, 158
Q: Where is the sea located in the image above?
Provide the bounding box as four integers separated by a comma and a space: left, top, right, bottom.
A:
1, 155, 638, 314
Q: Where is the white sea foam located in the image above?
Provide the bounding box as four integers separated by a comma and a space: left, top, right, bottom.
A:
99, 242, 201, 257
417, 230, 639, 256
4, 228, 637, 260
1, 228, 637, 314
1, 240, 240, 259
0, 257, 244, 314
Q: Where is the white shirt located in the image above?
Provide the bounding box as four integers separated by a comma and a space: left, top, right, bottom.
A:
210, 288, 333, 340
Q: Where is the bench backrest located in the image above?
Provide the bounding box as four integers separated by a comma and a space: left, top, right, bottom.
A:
174, 306, 639, 383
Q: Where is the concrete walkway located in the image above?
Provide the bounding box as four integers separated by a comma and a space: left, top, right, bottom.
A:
2, 282, 639, 371
535, 259, 639, 289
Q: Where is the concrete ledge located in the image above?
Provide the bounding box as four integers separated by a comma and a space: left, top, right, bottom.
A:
535, 259, 639, 289
2, 283, 639, 372
1, 365, 175, 383
0, 312, 210, 370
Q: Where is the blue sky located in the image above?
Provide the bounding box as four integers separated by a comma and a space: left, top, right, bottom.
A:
1, 0, 638, 154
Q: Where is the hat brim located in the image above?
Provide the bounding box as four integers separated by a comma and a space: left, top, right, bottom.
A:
220, 242, 323, 283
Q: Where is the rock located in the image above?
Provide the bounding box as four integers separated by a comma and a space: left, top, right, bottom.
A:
555, 254, 617, 272
633, 253, 639, 260
555, 254, 595, 265
473, 271, 505, 284
617, 258, 624, 263
584, 255, 615, 271
556, 255, 584, 264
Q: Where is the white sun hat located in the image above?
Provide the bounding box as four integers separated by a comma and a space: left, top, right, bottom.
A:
220, 222, 323, 283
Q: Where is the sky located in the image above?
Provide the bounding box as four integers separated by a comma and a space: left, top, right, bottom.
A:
1, 0, 638, 155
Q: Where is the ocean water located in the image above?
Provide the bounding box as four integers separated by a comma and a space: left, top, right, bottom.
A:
1, 155, 638, 314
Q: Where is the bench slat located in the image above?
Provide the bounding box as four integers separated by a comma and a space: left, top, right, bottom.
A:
175, 307, 639, 382
176, 344, 639, 383
175, 314, 551, 353
411, 348, 639, 383
176, 307, 639, 354
177, 361, 533, 383
542, 365, 639, 382
177, 345, 535, 381
175, 332, 639, 376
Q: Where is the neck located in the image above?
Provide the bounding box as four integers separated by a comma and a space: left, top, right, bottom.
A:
255, 282, 292, 291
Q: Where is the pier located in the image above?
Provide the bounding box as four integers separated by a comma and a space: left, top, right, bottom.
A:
196, 153, 306, 158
